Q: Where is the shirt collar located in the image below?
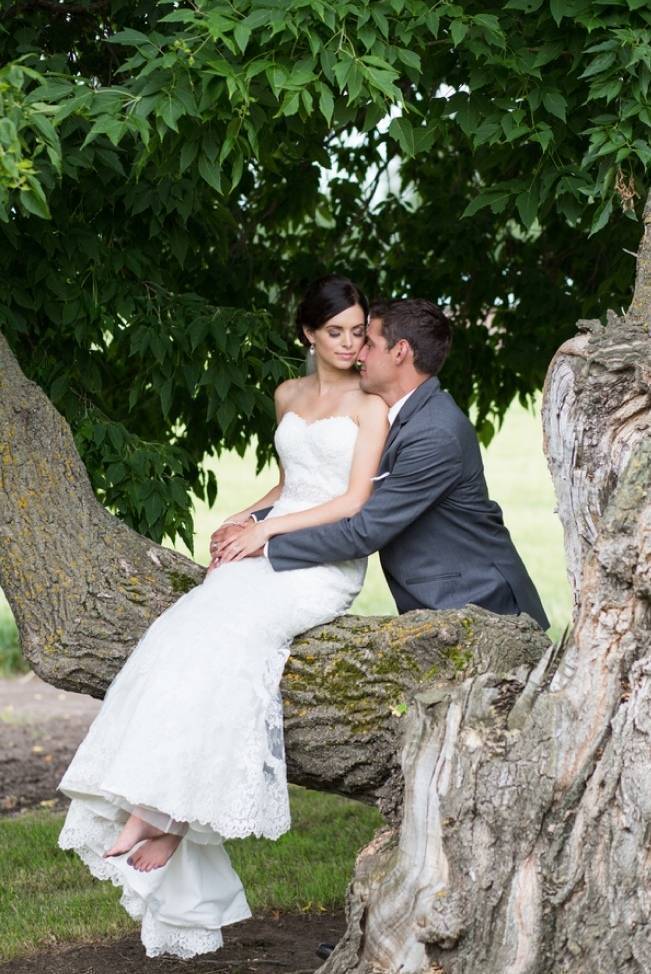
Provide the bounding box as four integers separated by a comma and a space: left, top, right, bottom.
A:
387, 389, 416, 427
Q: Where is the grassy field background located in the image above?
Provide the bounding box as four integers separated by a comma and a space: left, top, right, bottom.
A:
0, 395, 571, 668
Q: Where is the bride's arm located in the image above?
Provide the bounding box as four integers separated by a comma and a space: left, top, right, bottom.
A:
217, 383, 290, 524
222, 476, 284, 524
219, 396, 388, 559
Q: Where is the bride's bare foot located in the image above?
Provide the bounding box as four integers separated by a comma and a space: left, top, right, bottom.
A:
103, 813, 164, 858
127, 833, 182, 872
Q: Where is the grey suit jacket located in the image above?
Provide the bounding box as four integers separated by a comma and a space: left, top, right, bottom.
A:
264, 377, 549, 630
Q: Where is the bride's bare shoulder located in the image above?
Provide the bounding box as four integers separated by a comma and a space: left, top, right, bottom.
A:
355, 392, 388, 423
274, 376, 311, 413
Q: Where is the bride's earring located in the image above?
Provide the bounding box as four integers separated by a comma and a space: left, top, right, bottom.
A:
309, 344, 315, 356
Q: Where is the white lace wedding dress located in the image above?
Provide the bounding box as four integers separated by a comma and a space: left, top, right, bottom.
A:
58, 412, 366, 959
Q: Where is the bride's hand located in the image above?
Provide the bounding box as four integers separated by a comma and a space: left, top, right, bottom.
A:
218, 521, 269, 562
210, 516, 249, 550
208, 523, 245, 572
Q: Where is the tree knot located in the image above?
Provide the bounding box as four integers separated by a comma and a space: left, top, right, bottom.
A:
416, 890, 466, 950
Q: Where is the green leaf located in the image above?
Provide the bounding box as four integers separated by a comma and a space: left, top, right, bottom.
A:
473, 13, 503, 35
589, 196, 613, 236
426, 10, 440, 35
579, 52, 617, 79
234, 23, 251, 54
542, 91, 567, 121
279, 91, 300, 117
389, 116, 415, 156
206, 470, 218, 507
346, 63, 363, 102
198, 154, 222, 193
169, 477, 188, 507
477, 417, 495, 448
362, 101, 385, 131
107, 462, 127, 483
81, 115, 126, 149
461, 190, 510, 218
220, 116, 241, 162
160, 378, 173, 417
532, 43, 564, 68
144, 490, 164, 526
550, 0, 570, 26
158, 95, 184, 133
516, 188, 538, 228
450, 20, 469, 47
530, 122, 554, 152
333, 57, 353, 92
230, 149, 244, 190
180, 139, 199, 173
472, 119, 501, 146
397, 48, 421, 71
301, 89, 313, 114
318, 85, 335, 125
19, 182, 50, 220
372, 8, 389, 38
217, 399, 236, 432
107, 28, 153, 48
30, 112, 59, 148
242, 9, 270, 30
49, 374, 68, 402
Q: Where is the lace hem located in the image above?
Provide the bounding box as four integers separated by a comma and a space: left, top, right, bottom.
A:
58, 802, 252, 959
141, 913, 225, 959
59, 776, 291, 842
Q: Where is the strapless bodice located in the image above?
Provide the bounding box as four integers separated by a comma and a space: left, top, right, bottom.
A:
271, 411, 359, 514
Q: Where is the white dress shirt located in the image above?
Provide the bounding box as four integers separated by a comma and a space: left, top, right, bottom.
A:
387, 388, 416, 426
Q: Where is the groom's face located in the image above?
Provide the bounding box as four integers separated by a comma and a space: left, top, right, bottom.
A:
357, 317, 397, 397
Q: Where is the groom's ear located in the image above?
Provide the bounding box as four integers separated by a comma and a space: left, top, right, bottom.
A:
393, 338, 412, 364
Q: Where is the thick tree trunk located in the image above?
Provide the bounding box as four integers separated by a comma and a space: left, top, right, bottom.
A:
0, 196, 649, 973
319, 203, 650, 973
0, 333, 204, 697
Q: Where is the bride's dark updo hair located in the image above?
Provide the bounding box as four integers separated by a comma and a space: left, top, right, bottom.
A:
296, 275, 369, 347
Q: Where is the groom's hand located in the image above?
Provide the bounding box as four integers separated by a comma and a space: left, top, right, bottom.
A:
218, 521, 268, 562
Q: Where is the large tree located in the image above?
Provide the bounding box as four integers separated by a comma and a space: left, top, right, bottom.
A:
0, 202, 648, 973
1, 5, 651, 970
1, 0, 648, 546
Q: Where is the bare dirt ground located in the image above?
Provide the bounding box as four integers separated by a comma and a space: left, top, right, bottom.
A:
0, 675, 343, 973
0, 672, 101, 814
0, 914, 345, 974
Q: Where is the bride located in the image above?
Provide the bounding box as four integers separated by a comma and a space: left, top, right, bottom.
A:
57, 274, 389, 959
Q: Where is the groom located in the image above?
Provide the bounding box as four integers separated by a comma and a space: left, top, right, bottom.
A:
213, 299, 549, 631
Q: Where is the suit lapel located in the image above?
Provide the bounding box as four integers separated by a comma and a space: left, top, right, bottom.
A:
383, 376, 440, 454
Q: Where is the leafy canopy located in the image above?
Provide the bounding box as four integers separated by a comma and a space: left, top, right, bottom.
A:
0, 0, 647, 547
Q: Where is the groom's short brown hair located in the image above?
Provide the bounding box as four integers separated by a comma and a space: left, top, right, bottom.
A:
369, 299, 452, 376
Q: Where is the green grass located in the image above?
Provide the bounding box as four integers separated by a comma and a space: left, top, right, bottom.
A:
0, 610, 27, 676
0, 787, 382, 961
0, 394, 572, 672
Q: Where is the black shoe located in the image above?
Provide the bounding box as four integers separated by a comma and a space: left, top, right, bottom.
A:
316, 942, 335, 961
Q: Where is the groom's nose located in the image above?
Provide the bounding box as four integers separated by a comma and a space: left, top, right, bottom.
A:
358, 343, 369, 363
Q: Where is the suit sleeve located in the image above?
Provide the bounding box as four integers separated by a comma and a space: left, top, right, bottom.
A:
251, 507, 272, 522
267, 429, 462, 571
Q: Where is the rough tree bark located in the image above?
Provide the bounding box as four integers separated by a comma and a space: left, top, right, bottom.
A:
317, 200, 650, 974
0, 195, 649, 973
